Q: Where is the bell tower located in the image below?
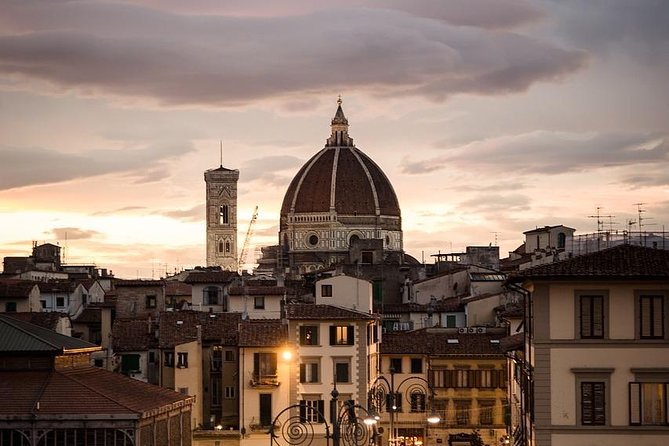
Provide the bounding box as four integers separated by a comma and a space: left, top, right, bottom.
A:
204, 163, 239, 270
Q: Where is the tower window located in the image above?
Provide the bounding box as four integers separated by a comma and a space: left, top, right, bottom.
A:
218, 241, 224, 253
225, 241, 231, 253
309, 234, 319, 246
220, 205, 229, 224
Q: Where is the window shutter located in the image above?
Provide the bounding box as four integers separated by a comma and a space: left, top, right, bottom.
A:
299, 400, 307, 423
300, 327, 306, 345
270, 353, 277, 374
347, 326, 355, 345
592, 297, 604, 337
653, 296, 664, 337
311, 363, 319, 382
629, 382, 641, 425
253, 353, 259, 375
330, 326, 336, 345
593, 383, 605, 425
582, 383, 594, 424
318, 400, 325, 423
300, 364, 306, 382
581, 297, 591, 337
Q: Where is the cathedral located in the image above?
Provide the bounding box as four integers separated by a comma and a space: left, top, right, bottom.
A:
205, 99, 407, 279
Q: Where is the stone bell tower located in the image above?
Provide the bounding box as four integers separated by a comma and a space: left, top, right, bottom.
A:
205, 163, 239, 271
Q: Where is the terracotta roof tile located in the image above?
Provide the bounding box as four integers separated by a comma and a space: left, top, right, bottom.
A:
115, 279, 164, 287
112, 318, 159, 351
5, 312, 67, 331
228, 286, 286, 296
0, 366, 192, 416
239, 321, 287, 346
183, 271, 237, 284
0, 279, 38, 298
165, 282, 192, 296
285, 304, 376, 320
515, 244, 669, 279
158, 311, 242, 348
499, 332, 525, 352
380, 328, 506, 356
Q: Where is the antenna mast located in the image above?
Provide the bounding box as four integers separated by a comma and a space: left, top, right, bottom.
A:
588, 206, 615, 233
219, 140, 223, 167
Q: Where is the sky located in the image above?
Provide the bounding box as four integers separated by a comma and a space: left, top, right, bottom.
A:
1, 0, 668, 279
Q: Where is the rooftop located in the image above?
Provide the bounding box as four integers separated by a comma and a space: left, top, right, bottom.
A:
515, 244, 669, 279
285, 304, 377, 320
380, 328, 506, 356
239, 320, 287, 347
0, 314, 98, 354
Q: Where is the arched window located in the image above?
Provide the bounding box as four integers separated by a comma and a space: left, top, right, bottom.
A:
225, 241, 231, 253
218, 241, 224, 253
557, 232, 566, 249
219, 205, 229, 224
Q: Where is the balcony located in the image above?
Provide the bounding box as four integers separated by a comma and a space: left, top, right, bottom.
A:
249, 373, 280, 388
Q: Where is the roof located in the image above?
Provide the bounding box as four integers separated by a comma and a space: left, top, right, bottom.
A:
0, 365, 192, 417
523, 225, 574, 234
280, 103, 400, 219
74, 307, 101, 324
158, 311, 242, 348
183, 271, 237, 284
285, 304, 376, 320
0, 314, 98, 354
380, 328, 506, 356
515, 244, 669, 280
114, 279, 164, 287
378, 298, 463, 314
499, 332, 525, 352
239, 321, 287, 347
228, 286, 286, 296
37, 281, 79, 293
4, 312, 68, 331
0, 279, 38, 298
165, 281, 192, 296
112, 318, 159, 351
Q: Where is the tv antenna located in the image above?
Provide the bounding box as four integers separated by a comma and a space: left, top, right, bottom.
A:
588, 206, 615, 233
490, 232, 501, 246
633, 203, 654, 231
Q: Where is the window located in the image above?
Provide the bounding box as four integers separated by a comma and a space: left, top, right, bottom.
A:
212, 379, 221, 406
478, 400, 495, 425
224, 350, 235, 361
630, 382, 669, 425
639, 294, 665, 339
321, 284, 333, 297
218, 241, 224, 253
410, 358, 423, 374
455, 400, 471, 425
259, 394, 272, 426
334, 359, 350, 383
204, 287, 219, 305
479, 368, 494, 388
41, 300, 47, 309
410, 392, 426, 413
212, 347, 222, 371
390, 358, 403, 373
361, 251, 374, 264
56, 297, 65, 308
579, 294, 605, 338
581, 382, 606, 425
148, 351, 156, 363
455, 368, 469, 388
225, 241, 231, 253
386, 392, 402, 412
164, 351, 174, 367
224, 386, 236, 399
557, 232, 566, 249
300, 360, 320, 383
446, 314, 457, 328
94, 359, 104, 368
177, 352, 188, 368
146, 295, 157, 309
308, 234, 319, 246
220, 205, 229, 224
253, 352, 278, 380
5, 302, 17, 312
300, 325, 319, 345
300, 399, 325, 423
121, 354, 140, 375
254, 295, 265, 310
330, 325, 354, 345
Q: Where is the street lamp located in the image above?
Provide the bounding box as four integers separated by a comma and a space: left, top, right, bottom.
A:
270, 384, 379, 446
368, 366, 440, 446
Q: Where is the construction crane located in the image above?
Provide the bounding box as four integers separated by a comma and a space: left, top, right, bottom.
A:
238, 205, 259, 273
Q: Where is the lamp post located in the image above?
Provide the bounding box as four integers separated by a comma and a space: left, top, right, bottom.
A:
270, 384, 379, 446
368, 366, 440, 446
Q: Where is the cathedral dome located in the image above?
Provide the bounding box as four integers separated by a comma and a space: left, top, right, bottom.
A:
280, 101, 401, 219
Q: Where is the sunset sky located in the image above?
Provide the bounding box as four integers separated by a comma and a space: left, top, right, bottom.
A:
1, 0, 668, 278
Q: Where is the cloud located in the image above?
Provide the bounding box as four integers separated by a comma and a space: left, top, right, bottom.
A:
0, 141, 195, 190
401, 132, 669, 175
50, 227, 103, 240
0, 1, 585, 106
157, 205, 205, 222
91, 206, 147, 216
457, 193, 531, 213
241, 155, 304, 186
